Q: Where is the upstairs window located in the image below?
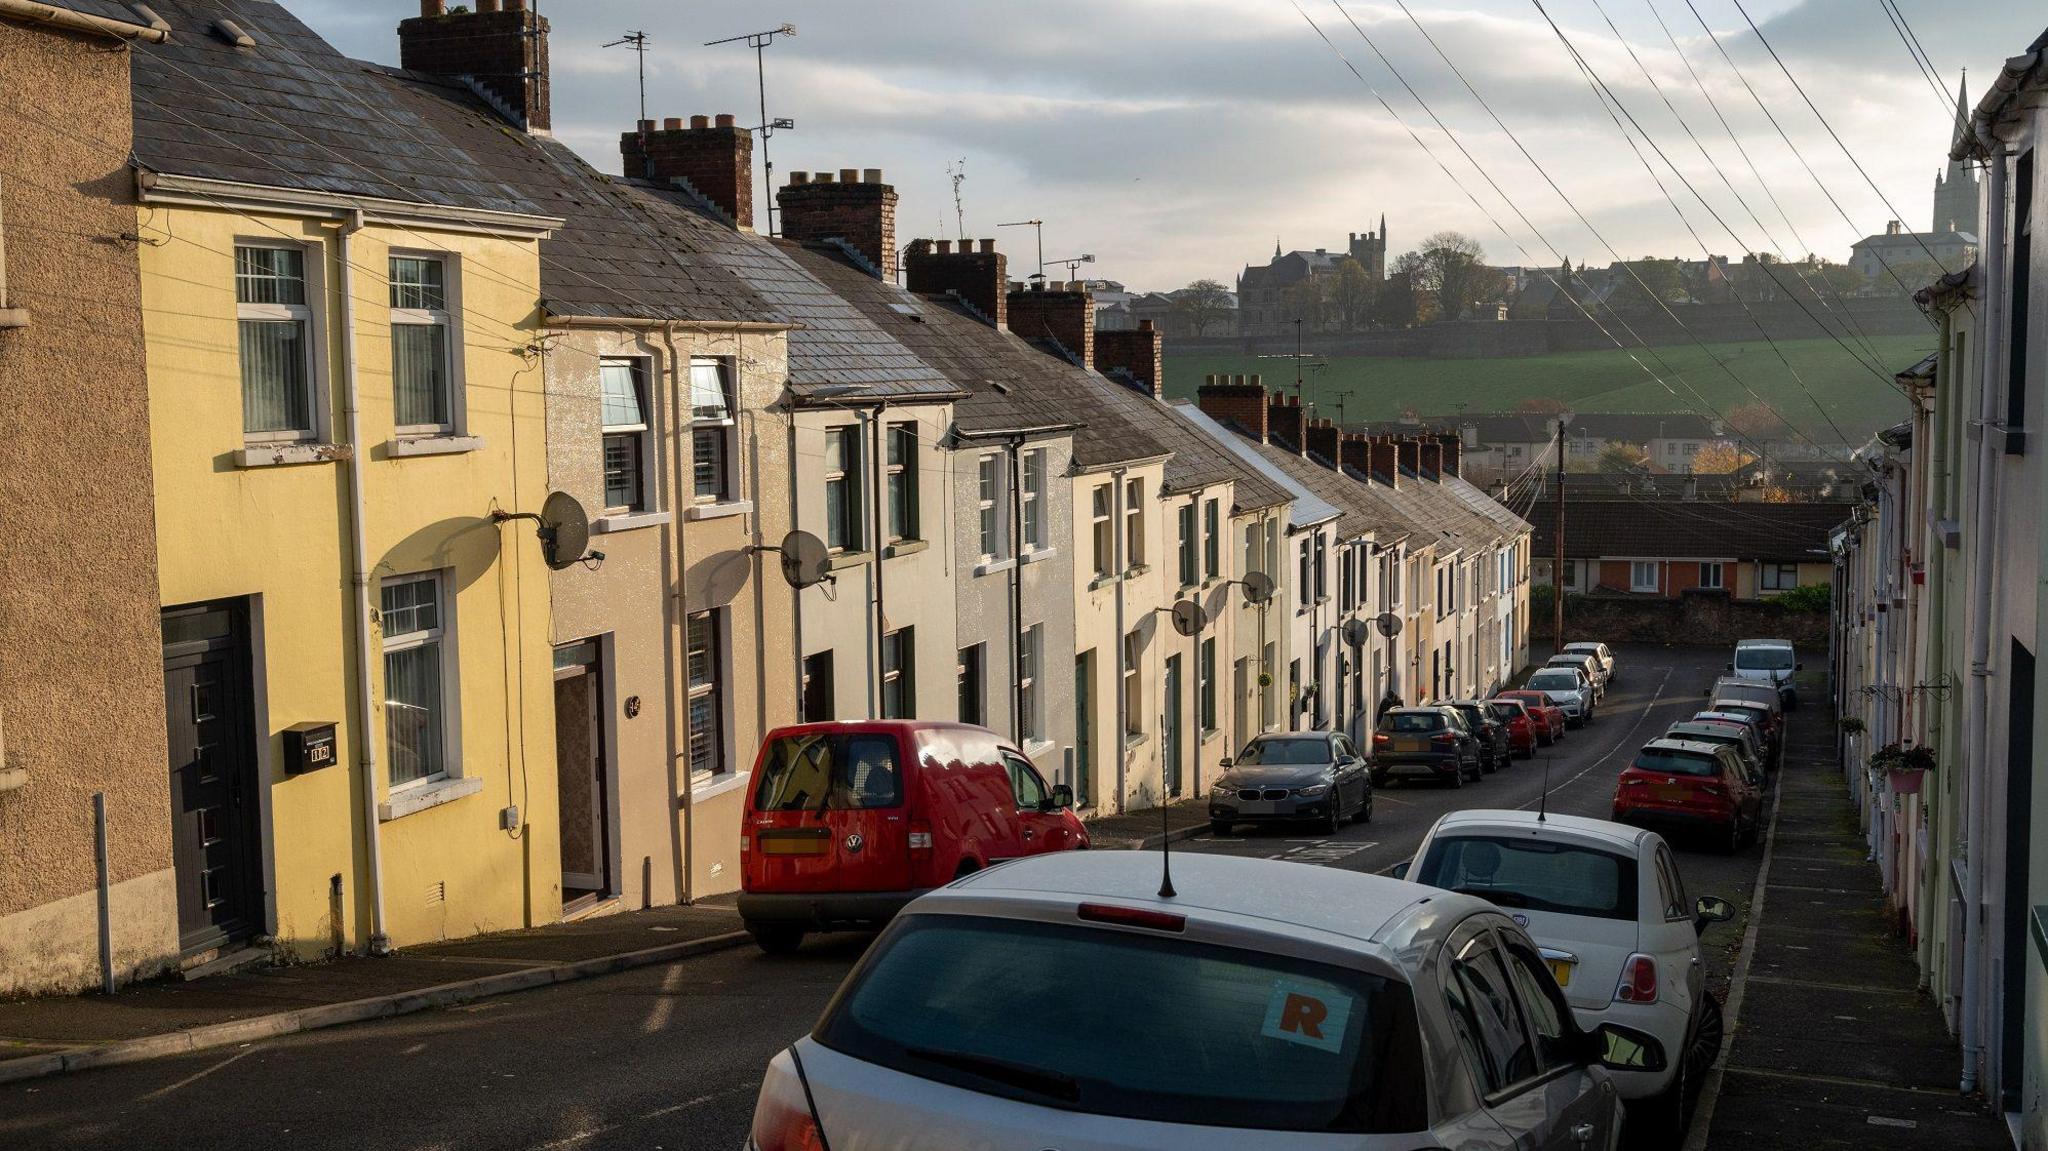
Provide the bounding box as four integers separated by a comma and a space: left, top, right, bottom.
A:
1203, 498, 1221, 580
887, 422, 919, 541
236, 244, 316, 440
1178, 503, 1199, 588
389, 255, 454, 434
599, 359, 650, 512
977, 453, 1010, 562
1091, 484, 1114, 579
1124, 479, 1145, 569
690, 359, 736, 503
1018, 624, 1042, 742
1021, 448, 1046, 551
825, 426, 863, 552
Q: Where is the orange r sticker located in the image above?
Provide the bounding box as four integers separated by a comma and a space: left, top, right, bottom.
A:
1260, 980, 1352, 1052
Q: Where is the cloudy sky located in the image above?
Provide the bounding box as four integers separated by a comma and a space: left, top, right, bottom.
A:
296, 1, 2041, 290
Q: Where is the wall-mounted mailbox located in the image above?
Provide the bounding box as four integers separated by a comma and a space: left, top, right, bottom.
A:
283, 722, 338, 776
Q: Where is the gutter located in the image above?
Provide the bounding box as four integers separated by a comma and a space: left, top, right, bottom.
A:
0, 0, 166, 42
1952, 52, 2043, 161
338, 210, 390, 956
136, 170, 561, 239
544, 313, 795, 334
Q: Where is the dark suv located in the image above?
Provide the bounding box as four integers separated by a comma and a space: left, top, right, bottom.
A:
1372, 706, 1483, 787
1445, 700, 1511, 773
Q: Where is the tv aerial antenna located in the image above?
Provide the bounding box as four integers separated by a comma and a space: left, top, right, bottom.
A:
602, 31, 650, 126
705, 23, 798, 235
947, 158, 967, 240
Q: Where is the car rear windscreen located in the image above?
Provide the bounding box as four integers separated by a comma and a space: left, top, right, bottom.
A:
815, 914, 1428, 1133
1415, 835, 1638, 921
1735, 647, 1794, 671
1634, 748, 1720, 777
1527, 672, 1578, 690
752, 732, 904, 811
1488, 702, 1523, 722
1382, 712, 1444, 733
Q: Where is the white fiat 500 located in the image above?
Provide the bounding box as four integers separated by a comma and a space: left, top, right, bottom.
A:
1399, 811, 1732, 1147
746, 851, 1666, 1151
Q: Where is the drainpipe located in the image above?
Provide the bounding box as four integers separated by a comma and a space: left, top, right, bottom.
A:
1008, 437, 1026, 743
868, 407, 888, 716
1112, 465, 1129, 812
339, 211, 389, 956
659, 324, 692, 905
1959, 137, 2006, 1096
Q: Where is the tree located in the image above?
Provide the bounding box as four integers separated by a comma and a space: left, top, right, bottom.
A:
1171, 278, 1234, 336
1282, 275, 1332, 331
1609, 258, 1686, 311
1377, 257, 1421, 326
1329, 257, 1376, 330
1596, 441, 1650, 471
1398, 231, 1490, 321
1689, 440, 1752, 475
1723, 401, 1789, 443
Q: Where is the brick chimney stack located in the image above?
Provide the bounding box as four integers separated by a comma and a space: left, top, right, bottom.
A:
620, 114, 753, 229
1417, 439, 1442, 483
1267, 394, 1306, 455
1339, 432, 1375, 478
1396, 437, 1420, 478
1007, 280, 1095, 368
778, 169, 899, 280
1196, 374, 1269, 443
1095, 319, 1163, 399
400, 0, 550, 133
904, 238, 1007, 327
1369, 438, 1402, 489
1435, 433, 1462, 478
1305, 418, 1341, 468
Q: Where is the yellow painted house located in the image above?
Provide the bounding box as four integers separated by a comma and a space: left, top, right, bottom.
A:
129, 3, 571, 962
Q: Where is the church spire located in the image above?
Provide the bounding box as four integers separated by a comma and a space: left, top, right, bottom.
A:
1952, 70, 1970, 146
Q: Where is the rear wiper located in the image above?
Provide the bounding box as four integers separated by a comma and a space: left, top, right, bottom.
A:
1452, 886, 1532, 909
903, 1046, 1082, 1103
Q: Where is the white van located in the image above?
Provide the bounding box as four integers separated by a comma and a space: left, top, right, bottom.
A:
1729, 639, 1799, 709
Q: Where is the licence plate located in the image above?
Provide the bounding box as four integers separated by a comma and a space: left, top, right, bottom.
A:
1240, 799, 1276, 814
1548, 959, 1574, 987
1651, 784, 1692, 802
1395, 737, 1425, 752
759, 834, 829, 856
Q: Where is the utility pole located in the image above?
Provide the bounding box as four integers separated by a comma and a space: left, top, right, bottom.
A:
1553, 418, 1566, 649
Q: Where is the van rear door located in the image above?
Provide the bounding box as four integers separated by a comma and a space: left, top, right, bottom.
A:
748, 729, 916, 895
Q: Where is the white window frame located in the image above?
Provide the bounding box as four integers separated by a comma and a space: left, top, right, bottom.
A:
824, 424, 863, 553
1091, 483, 1114, 579
1124, 478, 1145, 569
1630, 561, 1662, 593
599, 358, 653, 514
882, 626, 915, 719
380, 570, 459, 790
1123, 630, 1144, 739
1203, 498, 1221, 581
1019, 623, 1042, 743
689, 358, 738, 505
1761, 562, 1799, 591
686, 609, 728, 781
1242, 520, 1259, 584
235, 239, 327, 444
1198, 636, 1217, 734
978, 452, 1010, 562
886, 420, 919, 541
1699, 561, 1725, 590
1021, 447, 1046, 552
388, 251, 463, 437
1178, 502, 1199, 589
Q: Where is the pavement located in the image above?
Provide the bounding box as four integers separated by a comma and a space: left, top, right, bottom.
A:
1695, 709, 2011, 1151
1080, 796, 1212, 848
0, 643, 2008, 1151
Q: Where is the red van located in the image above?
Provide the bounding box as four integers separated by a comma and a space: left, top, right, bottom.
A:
737, 721, 1088, 952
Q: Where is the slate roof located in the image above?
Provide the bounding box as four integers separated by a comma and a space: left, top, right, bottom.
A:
31, 0, 155, 25
1176, 406, 1338, 531
1530, 499, 1851, 562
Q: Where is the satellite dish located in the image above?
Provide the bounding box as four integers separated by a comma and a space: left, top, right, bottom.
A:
1375, 611, 1403, 637
1343, 618, 1372, 647
535, 491, 594, 570
1240, 571, 1276, 605
1170, 599, 1209, 637
777, 530, 831, 589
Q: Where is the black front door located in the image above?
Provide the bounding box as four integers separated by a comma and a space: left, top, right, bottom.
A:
162, 601, 264, 956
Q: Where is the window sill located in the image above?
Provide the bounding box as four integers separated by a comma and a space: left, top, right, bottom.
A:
684, 500, 752, 522
1021, 739, 1057, 761
1020, 547, 1057, 565
826, 550, 870, 572
0, 307, 28, 329
1087, 572, 1118, 592
884, 538, 929, 558
1124, 563, 1150, 579
1200, 727, 1222, 743
593, 510, 672, 534
974, 557, 1018, 577
236, 442, 350, 469
688, 769, 750, 804
389, 434, 485, 458
1124, 732, 1149, 750
379, 775, 483, 822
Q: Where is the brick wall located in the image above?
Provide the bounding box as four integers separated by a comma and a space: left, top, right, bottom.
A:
904, 238, 1006, 327
1268, 394, 1305, 452
1008, 282, 1094, 367
620, 115, 752, 228
1196, 375, 1269, 441
777, 170, 897, 279
1418, 440, 1442, 482
1369, 438, 1401, 488
398, 3, 550, 132
1396, 438, 1420, 476
1095, 320, 1163, 397
1304, 418, 1340, 464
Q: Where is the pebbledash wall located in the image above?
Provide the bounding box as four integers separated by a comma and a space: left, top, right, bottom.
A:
0, 12, 179, 995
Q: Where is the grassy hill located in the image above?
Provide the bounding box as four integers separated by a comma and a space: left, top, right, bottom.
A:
1163, 333, 1932, 446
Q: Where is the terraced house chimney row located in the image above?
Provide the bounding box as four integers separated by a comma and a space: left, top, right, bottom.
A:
1196, 374, 1269, 443
778, 169, 898, 280
904, 237, 1006, 327
1007, 279, 1094, 368
1417, 439, 1441, 483
1267, 392, 1305, 456
397, 0, 549, 132
1339, 432, 1376, 480
1369, 438, 1401, 489
1396, 437, 1420, 478
1094, 319, 1163, 399
620, 114, 753, 228
1435, 433, 1462, 478
1304, 417, 1340, 466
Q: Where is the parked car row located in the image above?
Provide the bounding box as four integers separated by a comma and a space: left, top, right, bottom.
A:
1611, 648, 1789, 853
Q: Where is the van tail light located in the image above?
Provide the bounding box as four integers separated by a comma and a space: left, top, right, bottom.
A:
750, 1055, 828, 1151
1616, 954, 1659, 1003
740, 835, 752, 857
907, 821, 933, 856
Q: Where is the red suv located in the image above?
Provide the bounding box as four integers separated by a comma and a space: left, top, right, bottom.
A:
738, 721, 1087, 952
1613, 737, 1762, 853
1494, 690, 1566, 746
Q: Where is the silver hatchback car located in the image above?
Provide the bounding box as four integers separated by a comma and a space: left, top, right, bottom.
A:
745, 851, 1663, 1150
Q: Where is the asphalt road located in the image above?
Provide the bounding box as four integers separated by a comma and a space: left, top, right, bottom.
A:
0, 643, 1768, 1151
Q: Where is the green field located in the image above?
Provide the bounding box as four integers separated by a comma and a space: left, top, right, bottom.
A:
1163, 334, 1932, 444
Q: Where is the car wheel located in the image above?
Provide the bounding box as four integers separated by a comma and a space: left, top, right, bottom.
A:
1360, 792, 1374, 823
1720, 816, 1742, 855
1625, 1054, 1689, 1151
1692, 990, 1726, 1070
1448, 762, 1464, 789
1319, 801, 1342, 836
746, 923, 805, 956
1208, 819, 1233, 837
1482, 748, 1499, 774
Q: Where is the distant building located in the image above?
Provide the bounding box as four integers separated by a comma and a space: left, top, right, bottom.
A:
1850, 220, 1976, 286
1531, 499, 1846, 600
1932, 78, 1982, 236
1236, 220, 1388, 334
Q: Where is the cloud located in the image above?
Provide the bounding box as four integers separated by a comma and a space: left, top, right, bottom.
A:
286, 0, 2033, 288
